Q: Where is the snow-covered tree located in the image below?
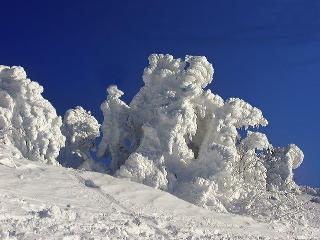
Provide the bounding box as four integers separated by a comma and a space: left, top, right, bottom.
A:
97, 85, 133, 174
264, 144, 304, 192
0, 65, 65, 164
98, 54, 304, 214
59, 106, 100, 169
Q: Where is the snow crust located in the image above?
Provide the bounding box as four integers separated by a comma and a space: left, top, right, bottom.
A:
98, 54, 305, 214
0, 65, 65, 164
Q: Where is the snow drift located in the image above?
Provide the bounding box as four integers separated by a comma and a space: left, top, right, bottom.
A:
98, 54, 304, 213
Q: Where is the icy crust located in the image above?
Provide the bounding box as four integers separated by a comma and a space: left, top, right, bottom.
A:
0, 65, 65, 164
59, 106, 100, 169
98, 54, 305, 214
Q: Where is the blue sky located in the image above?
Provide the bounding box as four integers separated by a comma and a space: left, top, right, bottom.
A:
1, 0, 319, 186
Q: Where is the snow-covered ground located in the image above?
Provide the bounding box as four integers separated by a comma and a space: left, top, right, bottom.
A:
1, 145, 319, 240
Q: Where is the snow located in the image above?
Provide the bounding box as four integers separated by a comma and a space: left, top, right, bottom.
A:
97, 85, 131, 174
1, 146, 319, 239
98, 54, 306, 216
59, 106, 100, 170
0, 55, 319, 239
0, 65, 65, 165
264, 144, 304, 192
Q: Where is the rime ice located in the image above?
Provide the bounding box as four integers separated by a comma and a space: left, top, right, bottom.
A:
1, 56, 318, 239
59, 106, 100, 169
0, 55, 306, 217
0, 65, 65, 164
98, 54, 304, 212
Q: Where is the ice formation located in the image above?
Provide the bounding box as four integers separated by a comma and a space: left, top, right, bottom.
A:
59, 106, 100, 169
98, 54, 304, 212
0, 65, 65, 164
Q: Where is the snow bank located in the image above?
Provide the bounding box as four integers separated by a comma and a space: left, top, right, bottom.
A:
98, 54, 304, 214
0, 65, 65, 164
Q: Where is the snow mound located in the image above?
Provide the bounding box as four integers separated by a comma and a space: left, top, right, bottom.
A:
98, 54, 305, 216
0, 65, 65, 164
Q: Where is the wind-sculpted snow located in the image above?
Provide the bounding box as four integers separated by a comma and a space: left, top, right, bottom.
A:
99, 54, 304, 214
0, 65, 65, 164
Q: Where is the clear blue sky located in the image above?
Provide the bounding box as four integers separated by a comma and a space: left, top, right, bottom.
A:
1, 0, 319, 187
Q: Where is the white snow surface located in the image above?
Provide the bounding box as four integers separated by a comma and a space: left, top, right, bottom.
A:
1, 144, 319, 240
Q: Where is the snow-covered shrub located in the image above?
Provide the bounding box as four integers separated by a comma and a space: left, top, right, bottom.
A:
0, 65, 65, 164
264, 144, 304, 192
98, 54, 304, 214
59, 106, 100, 169
97, 85, 133, 174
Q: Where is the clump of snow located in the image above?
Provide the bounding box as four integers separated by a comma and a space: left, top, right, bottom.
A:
0, 65, 65, 164
59, 106, 100, 169
117, 152, 168, 190
37, 205, 78, 221
98, 54, 305, 215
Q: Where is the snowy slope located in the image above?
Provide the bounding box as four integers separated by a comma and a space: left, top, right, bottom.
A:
1, 145, 319, 240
